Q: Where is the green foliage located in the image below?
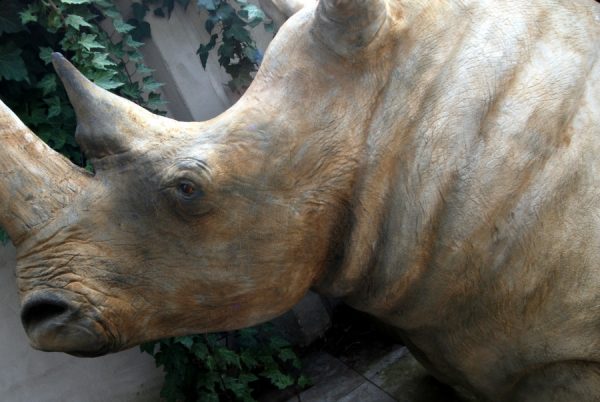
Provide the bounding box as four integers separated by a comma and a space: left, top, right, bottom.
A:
0, 229, 8, 245
0, 0, 163, 163
0, 0, 165, 244
141, 324, 309, 401
129, 0, 271, 93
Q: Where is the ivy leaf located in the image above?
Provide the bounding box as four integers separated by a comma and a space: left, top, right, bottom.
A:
269, 336, 291, 349
124, 35, 144, 49
191, 341, 209, 359
147, 92, 167, 108
223, 377, 255, 400
0, 43, 28, 83
131, 2, 149, 21
127, 50, 144, 64
39, 47, 54, 64
204, 17, 215, 34
264, 20, 274, 33
119, 83, 142, 100
215, 3, 235, 22
49, 128, 68, 150
136, 64, 154, 74
65, 14, 93, 30
261, 368, 294, 390
225, 23, 252, 43
243, 46, 262, 64
23, 103, 47, 125
139, 342, 156, 355
88, 70, 123, 90
107, 41, 125, 58
0, 0, 24, 35
0, 228, 9, 245
242, 4, 265, 24
45, 96, 61, 118
78, 33, 105, 51
102, 8, 122, 19
175, 336, 194, 350
19, 6, 38, 25
60, 0, 93, 3
130, 20, 151, 41
36, 74, 57, 96
240, 350, 259, 369
196, 391, 219, 402
196, 34, 217, 69
218, 40, 234, 62
298, 374, 312, 388
197, 0, 219, 11
142, 76, 164, 92
92, 53, 116, 70
277, 347, 297, 363
113, 18, 136, 34
239, 373, 259, 384
215, 347, 241, 369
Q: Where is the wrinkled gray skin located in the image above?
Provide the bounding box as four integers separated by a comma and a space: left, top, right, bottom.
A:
0, 0, 599, 401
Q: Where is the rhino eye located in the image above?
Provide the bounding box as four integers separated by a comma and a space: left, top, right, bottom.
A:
173, 179, 205, 201
178, 181, 196, 196
161, 159, 212, 216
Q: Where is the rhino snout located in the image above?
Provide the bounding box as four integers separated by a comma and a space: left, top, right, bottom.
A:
20, 292, 110, 357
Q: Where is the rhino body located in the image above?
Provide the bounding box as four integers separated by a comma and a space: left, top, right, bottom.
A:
0, 0, 599, 400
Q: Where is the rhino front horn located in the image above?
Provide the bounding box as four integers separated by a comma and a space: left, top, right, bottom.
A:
0, 100, 91, 244
52, 53, 156, 161
312, 0, 388, 57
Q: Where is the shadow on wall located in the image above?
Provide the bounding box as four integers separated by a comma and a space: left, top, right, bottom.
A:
0, 244, 164, 402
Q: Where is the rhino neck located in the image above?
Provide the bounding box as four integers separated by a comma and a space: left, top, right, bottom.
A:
313, 0, 599, 323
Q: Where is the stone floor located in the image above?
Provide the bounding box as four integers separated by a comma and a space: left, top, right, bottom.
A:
261, 342, 478, 402
260, 303, 479, 402
289, 346, 477, 402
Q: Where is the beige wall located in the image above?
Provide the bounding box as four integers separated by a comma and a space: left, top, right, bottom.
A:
114, 0, 274, 122
0, 244, 163, 401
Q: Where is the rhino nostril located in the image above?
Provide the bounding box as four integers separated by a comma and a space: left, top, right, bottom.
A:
21, 295, 70, 329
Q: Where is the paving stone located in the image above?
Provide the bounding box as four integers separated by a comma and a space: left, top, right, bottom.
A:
361, 345, 410, 381
286, 352, 365, 402
366, 349, 475, 402
337, 382, 397, 402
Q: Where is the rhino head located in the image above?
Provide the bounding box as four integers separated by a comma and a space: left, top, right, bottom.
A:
0, 0, 393, 356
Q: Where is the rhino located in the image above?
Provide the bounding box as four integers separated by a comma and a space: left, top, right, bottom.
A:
1, 0, 599, 400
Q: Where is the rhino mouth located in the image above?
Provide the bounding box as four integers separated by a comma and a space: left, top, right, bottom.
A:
20, 291, 113, 356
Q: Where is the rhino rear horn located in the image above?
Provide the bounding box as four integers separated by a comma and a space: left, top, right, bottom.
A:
259, 0, 312, 28
52, 53, 155, 161
313, 0, 388, 57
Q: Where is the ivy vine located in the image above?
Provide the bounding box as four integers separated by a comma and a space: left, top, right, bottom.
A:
127, 0, 271, 93
142, 325, 310, 401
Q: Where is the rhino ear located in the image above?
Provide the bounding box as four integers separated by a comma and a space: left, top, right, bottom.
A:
313, 0, 388, 57
52, 53, 154, 161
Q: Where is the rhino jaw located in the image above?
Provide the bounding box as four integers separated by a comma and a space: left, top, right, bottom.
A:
21, 291, 112, 356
